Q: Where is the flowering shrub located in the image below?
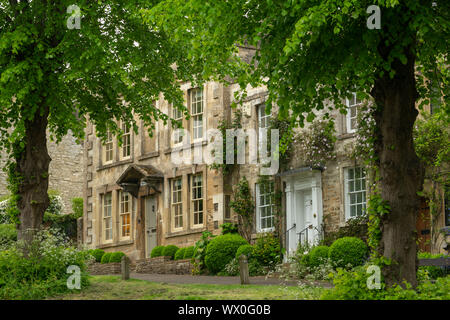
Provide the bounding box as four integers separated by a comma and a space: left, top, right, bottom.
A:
0, 228, 91, 299
295, 119, 336, 168
46, 191, 65, 215
352, 100, 378, 165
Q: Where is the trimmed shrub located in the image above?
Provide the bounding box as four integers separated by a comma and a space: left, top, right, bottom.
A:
109, 252, 126, 263
162, 245, 179, 259
204, 233, 248, 274
309, 246, 330, 267
252, 233, 281, 268
151, 246, 165, 258
174, 247, 187, 260
0, 224, 17, 247
235, 244, 254, 260
329, 237, 368, 268
91, 249, 105, 263
100, 252, 112, 264
183, 246, 195, 259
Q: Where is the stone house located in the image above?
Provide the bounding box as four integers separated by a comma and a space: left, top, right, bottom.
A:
82, 50, 449, 260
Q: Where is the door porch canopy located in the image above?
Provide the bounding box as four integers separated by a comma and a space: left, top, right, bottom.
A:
116, 164, 163, 198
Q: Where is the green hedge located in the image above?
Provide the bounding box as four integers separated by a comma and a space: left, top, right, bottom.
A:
90, 249, 105, 263
235, 244, 254, 259
309, 246, 330, 267
329, 237, 368, 269
151, 246, 165, 258
204, 233, 248, 274
162, 245, 179, 260
100, 252, 112, 264
174, 248, 187, 260
109, 252, 126, 263
183, 246, 195, 259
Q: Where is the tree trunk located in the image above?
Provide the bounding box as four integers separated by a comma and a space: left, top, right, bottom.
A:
16, 106, 51, 244
371, 47, 424, 288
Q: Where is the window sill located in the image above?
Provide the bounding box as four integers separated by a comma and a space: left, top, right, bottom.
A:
138, 151, 160, 161
98, 239, 134, 249
257, 227, 275, 234
165, 227, 207, 239
97, 158, 134, 171
164, 140, 208, 155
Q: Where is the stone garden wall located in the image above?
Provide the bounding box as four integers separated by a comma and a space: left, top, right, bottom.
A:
135, 256, 193, 275
87, 262, 122, 275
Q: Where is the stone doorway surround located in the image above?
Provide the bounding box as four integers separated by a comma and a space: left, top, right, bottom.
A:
116, 164, 164, 260
279, 167, 323, 257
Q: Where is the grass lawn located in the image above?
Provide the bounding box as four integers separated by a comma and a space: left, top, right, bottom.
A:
49, 275, 327, 300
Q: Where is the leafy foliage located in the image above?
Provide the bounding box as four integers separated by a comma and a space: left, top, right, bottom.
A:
162, 245, 179, 260
229, 177, 254, 242
145, 0, 449, 122
220, 222, 239, 235
329, 237, 369, 269
191, 231, 215, 274
309, 246, 330, 268
321, 214, 369, 247
0, 224, 17, 248
0, 229, 91, 299
150, 246, 165, 258
294, 119, 336, 168
100, 252, 112, 264
235, 244, 254, 260
414, 110, 450, 168
174, 247, 186, 260
109, 252, 126, 263
183, 246, 195, 260
322, 265, 450, 300
90, 249, 105, 263
252, 232, 282, 269
204, 233, 247, 274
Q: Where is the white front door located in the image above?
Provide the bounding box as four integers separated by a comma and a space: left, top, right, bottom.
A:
295, 190, 313, 247
145, 196, 157, 258
284, 171, 323, 258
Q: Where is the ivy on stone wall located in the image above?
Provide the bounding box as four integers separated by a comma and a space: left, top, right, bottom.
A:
209, 108, 243, 176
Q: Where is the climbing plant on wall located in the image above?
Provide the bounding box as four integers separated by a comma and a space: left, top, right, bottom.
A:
295, 118, 337, 169
229, 176, 254, 242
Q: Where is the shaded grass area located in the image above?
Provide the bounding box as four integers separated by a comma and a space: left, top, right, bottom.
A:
49, 275, 327, 300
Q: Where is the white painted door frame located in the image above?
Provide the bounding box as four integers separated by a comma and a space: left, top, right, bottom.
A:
283, 170, 323, 257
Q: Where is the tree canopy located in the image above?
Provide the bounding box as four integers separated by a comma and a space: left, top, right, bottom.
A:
145, 0, 449, 120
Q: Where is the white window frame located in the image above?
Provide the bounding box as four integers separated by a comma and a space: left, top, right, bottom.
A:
344, 167, 367, 220
346, 92, 362, 133
171, 105, 184, 147
191, 174, 204, 228
171, 178, 183, 231
256, 182, 275, 233
119, 191, 132, 239
258, 104, 270, 130
190, 88, 204, 142
103, 192, 113, 242
103, 130, 114, 164
120, 122, 131, 160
